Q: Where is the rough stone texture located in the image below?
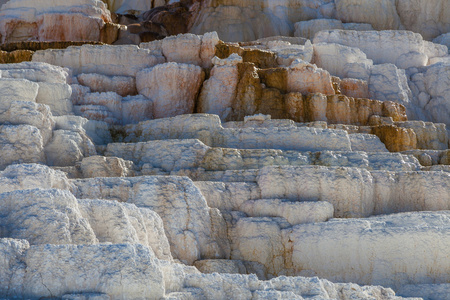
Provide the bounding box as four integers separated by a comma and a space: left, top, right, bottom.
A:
0, 100, 55, 145
286, 93, 407, 125
136, 62, 204, 118
106, 139, 420, 174
33, 44, 165, 76
368, 63, 413, 117
35, 82, 73, 116
371, 125, 417, 152
197, 54, 241, 120
398, 283, 450, 300
295, 18, 374, 40
0, 238, 29, 299
23, 243, 164, 299
0, 49, 33, 63
0, 78, 39, 103
287, 60, 335, 95
80, 155, 135, 177
349, 133, 388, 152
0, 188, 97, 245
240, 199, 334, 226
103, 0, 154, 14
0, 61, 69, 84
396, 121, 448, 150
420, 62, 450, 126
295, 19, 344, 39
0, 163, 71, 193
77, 73, 137, 96
0, 0, 112, 43
314, 30, 446, 68
77, 198, 172, 261
339, 78, 369, 98
123, 114, 354, 152
0, 2, 449, 298
71, 176, 230, 264
289, 211, 450, 288
194, 259, 267, 279
313, 43, 373, 80
45, 129, 96, 166
0, 125, 45, 169
140, 32, 220, 68
258, 166, 450, 217
335, 0, 450, 40
433, 33, 450, 51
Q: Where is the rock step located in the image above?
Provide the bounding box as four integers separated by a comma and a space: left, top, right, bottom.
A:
258, 165, 450, 218
195, 165, 450, 218
73, 105, 119, 124
228, 211, 450, 288
239, 199, 334, 226
104, 139, 421, 173
121, 114, 449, 153
120, 114, 353, 152
402, 149, 450, 166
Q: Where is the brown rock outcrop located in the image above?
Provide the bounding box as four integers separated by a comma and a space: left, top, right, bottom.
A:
339, 78, 369, 99
371, 125, 417, 152
0, 50, 33, 64
100, 22, 123, 44
114, 0, 203, 44
215, 41, 278, 69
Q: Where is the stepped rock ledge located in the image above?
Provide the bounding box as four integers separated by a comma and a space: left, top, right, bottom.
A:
0, 0, 449, 299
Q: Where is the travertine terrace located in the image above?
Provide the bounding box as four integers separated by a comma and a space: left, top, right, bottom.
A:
0, 0, 449, 299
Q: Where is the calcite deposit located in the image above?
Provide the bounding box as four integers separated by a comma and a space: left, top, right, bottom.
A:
0, 0, 449, 299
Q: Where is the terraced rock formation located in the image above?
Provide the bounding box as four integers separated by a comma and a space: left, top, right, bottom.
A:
0, 0, 449, 299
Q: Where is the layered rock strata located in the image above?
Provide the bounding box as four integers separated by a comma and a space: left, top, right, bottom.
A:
0, 4, 449, 297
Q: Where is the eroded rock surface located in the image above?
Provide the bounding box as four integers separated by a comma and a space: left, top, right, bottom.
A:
0, 1, 449, 298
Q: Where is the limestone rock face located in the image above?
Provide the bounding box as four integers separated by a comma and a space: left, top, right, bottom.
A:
33, 44, 165, 77
136, 62, 204, 118
0, 100, 55, 145
240, 199, 334, 226
140, 32, 220, 68
123, 114, 353, 152
287, 93, 407, 125
45, 129, 96, 166
258, 165, 450, 217
287, 60, 335, 95
371, 125, 417, 152
420, 62, 450, 126
0, 163, 71, 193
0, 188, 97, 245
0, 125, 45, 169
295, 18, 373, 40
77, 73, 137, 96
24, 243, 164, 299
77, 198, 172, 261
0, 238, 29, 299
433, 33, 450, 50
197, 54, 241, 120
0, 61, 70, 83
289, 211, 450, 288
71, 176, 230, 264
0, 0, 112, 43
314, 30, 446, 68
335, 0, 450, 40
0, 2, 449, 299
368, 63, 413, 116
0, 78, 39, 103
313, 43, 373, 80
80, 155, 135, 177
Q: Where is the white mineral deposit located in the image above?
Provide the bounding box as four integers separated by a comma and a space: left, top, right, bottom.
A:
0, 0, 449, 299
